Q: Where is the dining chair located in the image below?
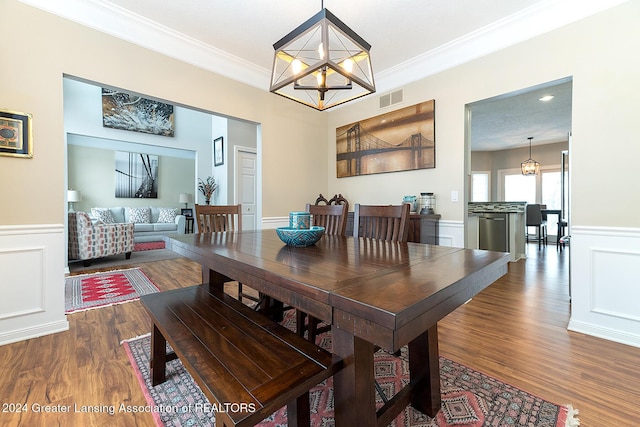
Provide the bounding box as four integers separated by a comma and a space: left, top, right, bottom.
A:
194, 204, 257, 304
296, 202, 349, 341
300, 203, 411, 343
306, 203, 348, 236
353, 203, 411, 242
557, 219, 568, 251
353, 202, 411, 404
526, 204, 547, 249
194, 204, 242, 233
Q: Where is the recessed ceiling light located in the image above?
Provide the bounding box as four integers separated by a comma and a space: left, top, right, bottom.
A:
539, 95, 555, 102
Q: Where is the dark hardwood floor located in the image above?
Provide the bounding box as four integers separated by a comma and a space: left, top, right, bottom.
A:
0, 243, 638, 426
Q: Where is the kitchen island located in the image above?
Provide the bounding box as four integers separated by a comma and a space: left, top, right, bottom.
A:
467, 202, 526, 262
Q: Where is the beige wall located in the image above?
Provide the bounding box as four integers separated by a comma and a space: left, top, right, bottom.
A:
0, 0, 327, 226
327, 1, 640, 228
3, 1, 637, 227
2, 0, 640, 346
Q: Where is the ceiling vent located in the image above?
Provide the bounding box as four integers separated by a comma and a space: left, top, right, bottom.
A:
379, 89, 403, 109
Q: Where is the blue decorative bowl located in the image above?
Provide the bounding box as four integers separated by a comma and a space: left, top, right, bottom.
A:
276, 226, 325, 247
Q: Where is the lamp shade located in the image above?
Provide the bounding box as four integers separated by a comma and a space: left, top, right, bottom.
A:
179, 193, 194, 204
270, 8, 375, 111
67, 190, 82, 202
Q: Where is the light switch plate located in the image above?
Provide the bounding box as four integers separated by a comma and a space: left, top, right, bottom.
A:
451, 191, 459, 202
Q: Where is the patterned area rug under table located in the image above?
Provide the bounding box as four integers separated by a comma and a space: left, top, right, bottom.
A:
123, 313, 579, 427
65, 267, 160, 314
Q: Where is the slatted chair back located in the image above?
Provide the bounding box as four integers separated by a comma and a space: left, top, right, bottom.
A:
195, 204, 242, 233
306, 203, 348, 236
353, 203, 410, 242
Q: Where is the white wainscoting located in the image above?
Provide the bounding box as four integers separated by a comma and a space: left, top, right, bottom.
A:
437, 220, 464, 248
0, 225, 69, 345
568, 225, 640, 348
262, 217, 466, 248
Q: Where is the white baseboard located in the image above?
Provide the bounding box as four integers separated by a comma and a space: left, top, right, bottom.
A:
0, 319, 70, 346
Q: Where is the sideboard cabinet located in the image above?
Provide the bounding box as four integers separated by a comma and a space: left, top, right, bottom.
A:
345, 212, 440, 244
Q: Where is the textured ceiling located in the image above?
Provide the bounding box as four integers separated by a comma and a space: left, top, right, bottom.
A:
23, 0, 622, 149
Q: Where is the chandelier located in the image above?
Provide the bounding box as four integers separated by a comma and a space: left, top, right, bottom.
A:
521, 137, 540, 175
269, 2, 375, 111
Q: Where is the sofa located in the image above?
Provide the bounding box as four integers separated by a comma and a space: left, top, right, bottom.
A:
90, 206, 186, 243
68, 211, 134, 266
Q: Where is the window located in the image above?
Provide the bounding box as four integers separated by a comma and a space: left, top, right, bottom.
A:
498, 166, 561, 205
504, 173, 536, 203
541, 171, 562, 209
471, 171, 490, 202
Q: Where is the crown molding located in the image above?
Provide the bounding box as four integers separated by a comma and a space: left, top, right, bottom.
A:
20, 0, 627, 95
375, 0, 628, 93
19, 0, 270, 89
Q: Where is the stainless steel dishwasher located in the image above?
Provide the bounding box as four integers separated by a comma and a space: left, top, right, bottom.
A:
478, 213, 509, 252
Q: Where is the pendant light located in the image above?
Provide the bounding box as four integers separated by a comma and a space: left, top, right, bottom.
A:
269, 1, 375, 111
521, 137, 540, 175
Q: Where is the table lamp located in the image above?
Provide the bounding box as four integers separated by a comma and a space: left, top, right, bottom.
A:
67, 190, 82, 212
179, 193, 193, 208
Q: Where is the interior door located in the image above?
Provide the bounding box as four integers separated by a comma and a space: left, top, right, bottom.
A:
237, 148, 257, 230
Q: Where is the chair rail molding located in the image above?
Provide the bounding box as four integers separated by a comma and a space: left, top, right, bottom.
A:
568, 225, 640, 348
0, 224, 69, 345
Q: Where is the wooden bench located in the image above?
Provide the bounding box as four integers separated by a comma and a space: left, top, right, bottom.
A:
140, 285, 341, 427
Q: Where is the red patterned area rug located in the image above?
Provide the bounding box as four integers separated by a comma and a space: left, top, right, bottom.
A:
123, 314, 579, 427
65, 267, 160, 314
134, 241, 166, 251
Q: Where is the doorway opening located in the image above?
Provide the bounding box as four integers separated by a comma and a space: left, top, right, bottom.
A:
464, 77, 573, 289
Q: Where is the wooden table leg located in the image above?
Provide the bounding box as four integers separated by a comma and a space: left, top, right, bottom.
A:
150, 324, 167, 386
332, 326, 377, 426
408, 324, 441, 417
202, 267, 229, 292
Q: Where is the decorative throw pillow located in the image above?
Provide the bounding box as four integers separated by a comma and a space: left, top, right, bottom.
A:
127, 207, 151, 224
157, 208, 177, 223
91, 208, 114, 224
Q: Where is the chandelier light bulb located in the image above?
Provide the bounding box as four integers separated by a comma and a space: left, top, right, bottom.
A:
342, 58, 354, 73
318, 42, 324, 59
291, 59, 302, 75
317, 69, 326, 87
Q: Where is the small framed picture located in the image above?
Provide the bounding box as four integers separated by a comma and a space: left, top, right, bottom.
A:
181, 208, 193, 218
0, 109, 33, 158
213, 136, 224, 166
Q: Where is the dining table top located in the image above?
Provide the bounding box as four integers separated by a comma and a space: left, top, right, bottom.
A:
169, 229, 510, 353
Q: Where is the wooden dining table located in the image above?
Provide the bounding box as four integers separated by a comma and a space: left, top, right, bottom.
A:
168, 230, 510, 426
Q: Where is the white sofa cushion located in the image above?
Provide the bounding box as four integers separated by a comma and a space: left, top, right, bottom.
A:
153, 223, 177, 232
133, 223, 154, 232
126, 207, 151, 223
91, 208, 115, 224
157, 207, 178, 223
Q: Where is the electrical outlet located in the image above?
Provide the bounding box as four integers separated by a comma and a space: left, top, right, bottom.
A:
451, 191, 459, 202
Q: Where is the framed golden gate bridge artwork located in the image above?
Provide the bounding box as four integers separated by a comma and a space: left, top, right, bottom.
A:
336, 100, 435, 178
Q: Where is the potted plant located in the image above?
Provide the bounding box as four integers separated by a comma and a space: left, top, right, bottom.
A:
198, 176, 218, 205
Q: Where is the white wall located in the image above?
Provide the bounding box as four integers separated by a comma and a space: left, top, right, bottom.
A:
67, 142, 195, 212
